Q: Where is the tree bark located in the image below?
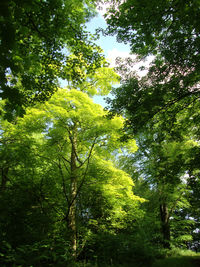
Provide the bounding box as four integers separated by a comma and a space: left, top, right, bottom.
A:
160, 203, 170, 249
68, 131, 78, 258
0, 167, 9, 192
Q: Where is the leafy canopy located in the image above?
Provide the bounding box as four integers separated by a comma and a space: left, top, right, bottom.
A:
0, 0, 107, 119
105, 0, 200, 135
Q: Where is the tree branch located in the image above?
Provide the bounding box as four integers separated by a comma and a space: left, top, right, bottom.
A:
58, 159, 69, 204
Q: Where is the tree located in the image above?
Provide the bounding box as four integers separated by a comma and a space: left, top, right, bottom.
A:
104, 2, 200, 250
118, 124, 197, 249
104, 0, 200, 135
0, 0, 106, 119
105, 0, 200, 62
0, 87, 143, 263
33, 88, 139, 256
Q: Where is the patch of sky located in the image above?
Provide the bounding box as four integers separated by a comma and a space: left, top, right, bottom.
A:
86, 12, 131, 107
86, 14, 131, 58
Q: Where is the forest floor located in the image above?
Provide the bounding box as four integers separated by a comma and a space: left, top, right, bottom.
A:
76, 255, 200, 267
152, 255, 200, 267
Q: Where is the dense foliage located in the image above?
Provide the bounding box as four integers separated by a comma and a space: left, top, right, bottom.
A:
105, 0, 200, 134
105, 0, 200, 258
1, 0, 200, 266
0, 0, 106, 119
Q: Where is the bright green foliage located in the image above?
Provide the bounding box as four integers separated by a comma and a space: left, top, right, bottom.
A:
86, 157, 143, 229
78, 67, 120, 96
0, 88, 142, 265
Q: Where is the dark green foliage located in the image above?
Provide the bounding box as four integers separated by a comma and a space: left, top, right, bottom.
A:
105, 0, 200, 136
78, 231, 156, 266
0, 0, 105, 119
105, 0, 200, 67
105, 0, 200, 253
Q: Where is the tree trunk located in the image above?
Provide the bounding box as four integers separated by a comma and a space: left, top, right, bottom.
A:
0, 167, 9, 192
68, 134, 78, 258
160, 203, 170, 249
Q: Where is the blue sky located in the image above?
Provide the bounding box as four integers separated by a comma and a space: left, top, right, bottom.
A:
86, 14, 130, 57
86, 13, 131, 107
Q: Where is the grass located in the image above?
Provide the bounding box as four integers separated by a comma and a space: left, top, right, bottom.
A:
152, 248, 200, 267
152, 256, 200, 267
70, 249, 200, 267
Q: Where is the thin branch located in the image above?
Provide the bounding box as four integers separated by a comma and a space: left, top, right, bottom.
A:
61, 157, 70, 175
72, 136, 98, 202
149, 89, 200, 121
168, 190, 185, 220
25, 12, 47, 39
61, 155, 71, 165
63, 136, 98, 223
58, 159, 69, 204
